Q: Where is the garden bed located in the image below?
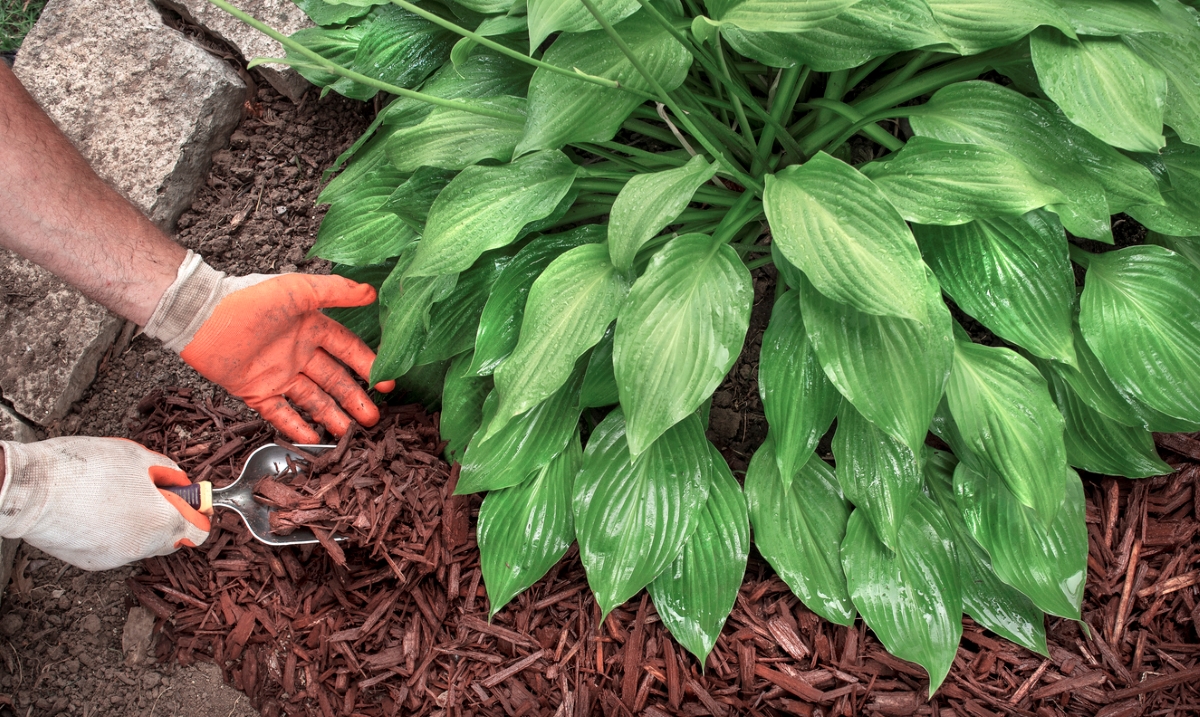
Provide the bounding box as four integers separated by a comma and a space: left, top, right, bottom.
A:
124, 387, 1200, 717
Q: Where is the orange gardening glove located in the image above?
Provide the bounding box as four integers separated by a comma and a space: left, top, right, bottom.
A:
144, 251, 394, 443
0, 437, 210, 570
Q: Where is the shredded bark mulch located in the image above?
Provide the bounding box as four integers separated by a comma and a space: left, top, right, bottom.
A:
127, 388, 1200, 716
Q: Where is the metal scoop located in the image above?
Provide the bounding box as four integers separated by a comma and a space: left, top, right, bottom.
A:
166, 443, 335, 546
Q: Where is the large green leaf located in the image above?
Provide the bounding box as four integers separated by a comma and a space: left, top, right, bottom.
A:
441, 352, 493, 465
456, 366, 584, 494
1125, 17, 1200, 147
380, 49, 535, 129
580, 325, 620, 408
1056, 0, 1175, 35
832, 402, 924, 551
1038, 316, 1200, 433
922, 0, 1074, 54
649, 445, 749, 664
910, 81, 1160, 241
380, 167, 456, 230
799, 272, 953, 456
706, 0, 860, 32
841, 494, 962, 695
384, 97, 528, 172
327, 261, 393, 350
914, 211, 1076, 366
613, 234, 752, 457
953, 461, 1086, 619
471, 226, 605, 377
717, 0, 949, 72
945, 339, 1067, 524
286, 24, 370, 92
479, 431, 581, 618
294, 0, 373, 26
517, 11, 693, 155
408, 151, 580, 277
1030, 29, 1166, 153
1148, 232, 1200, 271
451, 16, 529, 68
574, 410, 714, 617
1078, 245, 1200, 424
1044, 368, 1172, 479
489, 244, 630, 434
331, 5, 457, 100
371, 255, 457, 384
759, 290, 840, 487
309, 168, 417, 265
608, 157, 719, 274
764, 153, 930, 322
924, 449, 1048, 656
527, 0, 642, 48
860, 138, 1067, 225
418, 248, 513, 365
1127, 137, 1200, 235
745, 439, 855, 625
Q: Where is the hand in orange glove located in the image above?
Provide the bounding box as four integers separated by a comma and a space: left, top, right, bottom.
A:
0, 438, 210, 570
144, 252, 394, 443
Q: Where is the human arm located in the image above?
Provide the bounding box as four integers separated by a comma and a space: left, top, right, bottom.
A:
0, 64, 394, 441
0, 62, 184, 325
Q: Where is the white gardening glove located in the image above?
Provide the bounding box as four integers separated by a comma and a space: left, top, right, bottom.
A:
0, 437, 210, 570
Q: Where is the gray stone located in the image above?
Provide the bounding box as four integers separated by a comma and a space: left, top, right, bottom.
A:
13, 0, 246, 231
0, 404, 36, 443
160, 0, 314, 102
0, 250, 123, 426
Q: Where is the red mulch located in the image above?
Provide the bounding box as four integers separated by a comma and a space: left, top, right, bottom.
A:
128, 387, 1200, 716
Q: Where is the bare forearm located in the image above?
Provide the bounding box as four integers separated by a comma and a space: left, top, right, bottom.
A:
0, 64, 185, 325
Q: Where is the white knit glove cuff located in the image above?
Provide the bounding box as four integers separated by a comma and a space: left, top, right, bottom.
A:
142, 250, 276, 352
0, 440, 50, 538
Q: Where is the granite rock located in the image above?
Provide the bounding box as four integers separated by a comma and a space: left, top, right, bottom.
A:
159, 0, 314, 102
13, 0, 246, 231
0, 251, 123, 426
0, 403, 36, 443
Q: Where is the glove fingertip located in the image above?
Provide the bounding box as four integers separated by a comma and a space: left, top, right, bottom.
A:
374, 379, 396, 393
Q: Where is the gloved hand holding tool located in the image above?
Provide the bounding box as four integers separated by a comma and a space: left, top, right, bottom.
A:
0, 438, 210, 570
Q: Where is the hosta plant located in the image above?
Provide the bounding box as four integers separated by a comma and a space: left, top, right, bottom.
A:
214, 0, 1200, 693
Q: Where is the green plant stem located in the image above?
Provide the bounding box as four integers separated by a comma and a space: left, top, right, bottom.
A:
824, 108, 917, 156
715, 37, 758, 153
622, 118, 685, 148
712, 190, 760, 244
1068, 244, 1094, 268
846, 55, 890, 90
815, 69, 850, 128
745, 255, 774, 270
574, 144, 652, 173
800, 99, 904, 152
628, 0, 804, 159
387, 0, 656, 100
592, 142, 691, 167
882, 50, 935, 91
553, 200, 618, 227
207, 0, 523, 122
796, 52, 1001, 158
754, 65, 806, 175
578, 0, 761, 192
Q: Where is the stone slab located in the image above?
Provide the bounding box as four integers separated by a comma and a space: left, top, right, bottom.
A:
0, 250, 123, 426
13, 0, 246, 231
0, 404, 36, 444
160, 0, 314, 102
